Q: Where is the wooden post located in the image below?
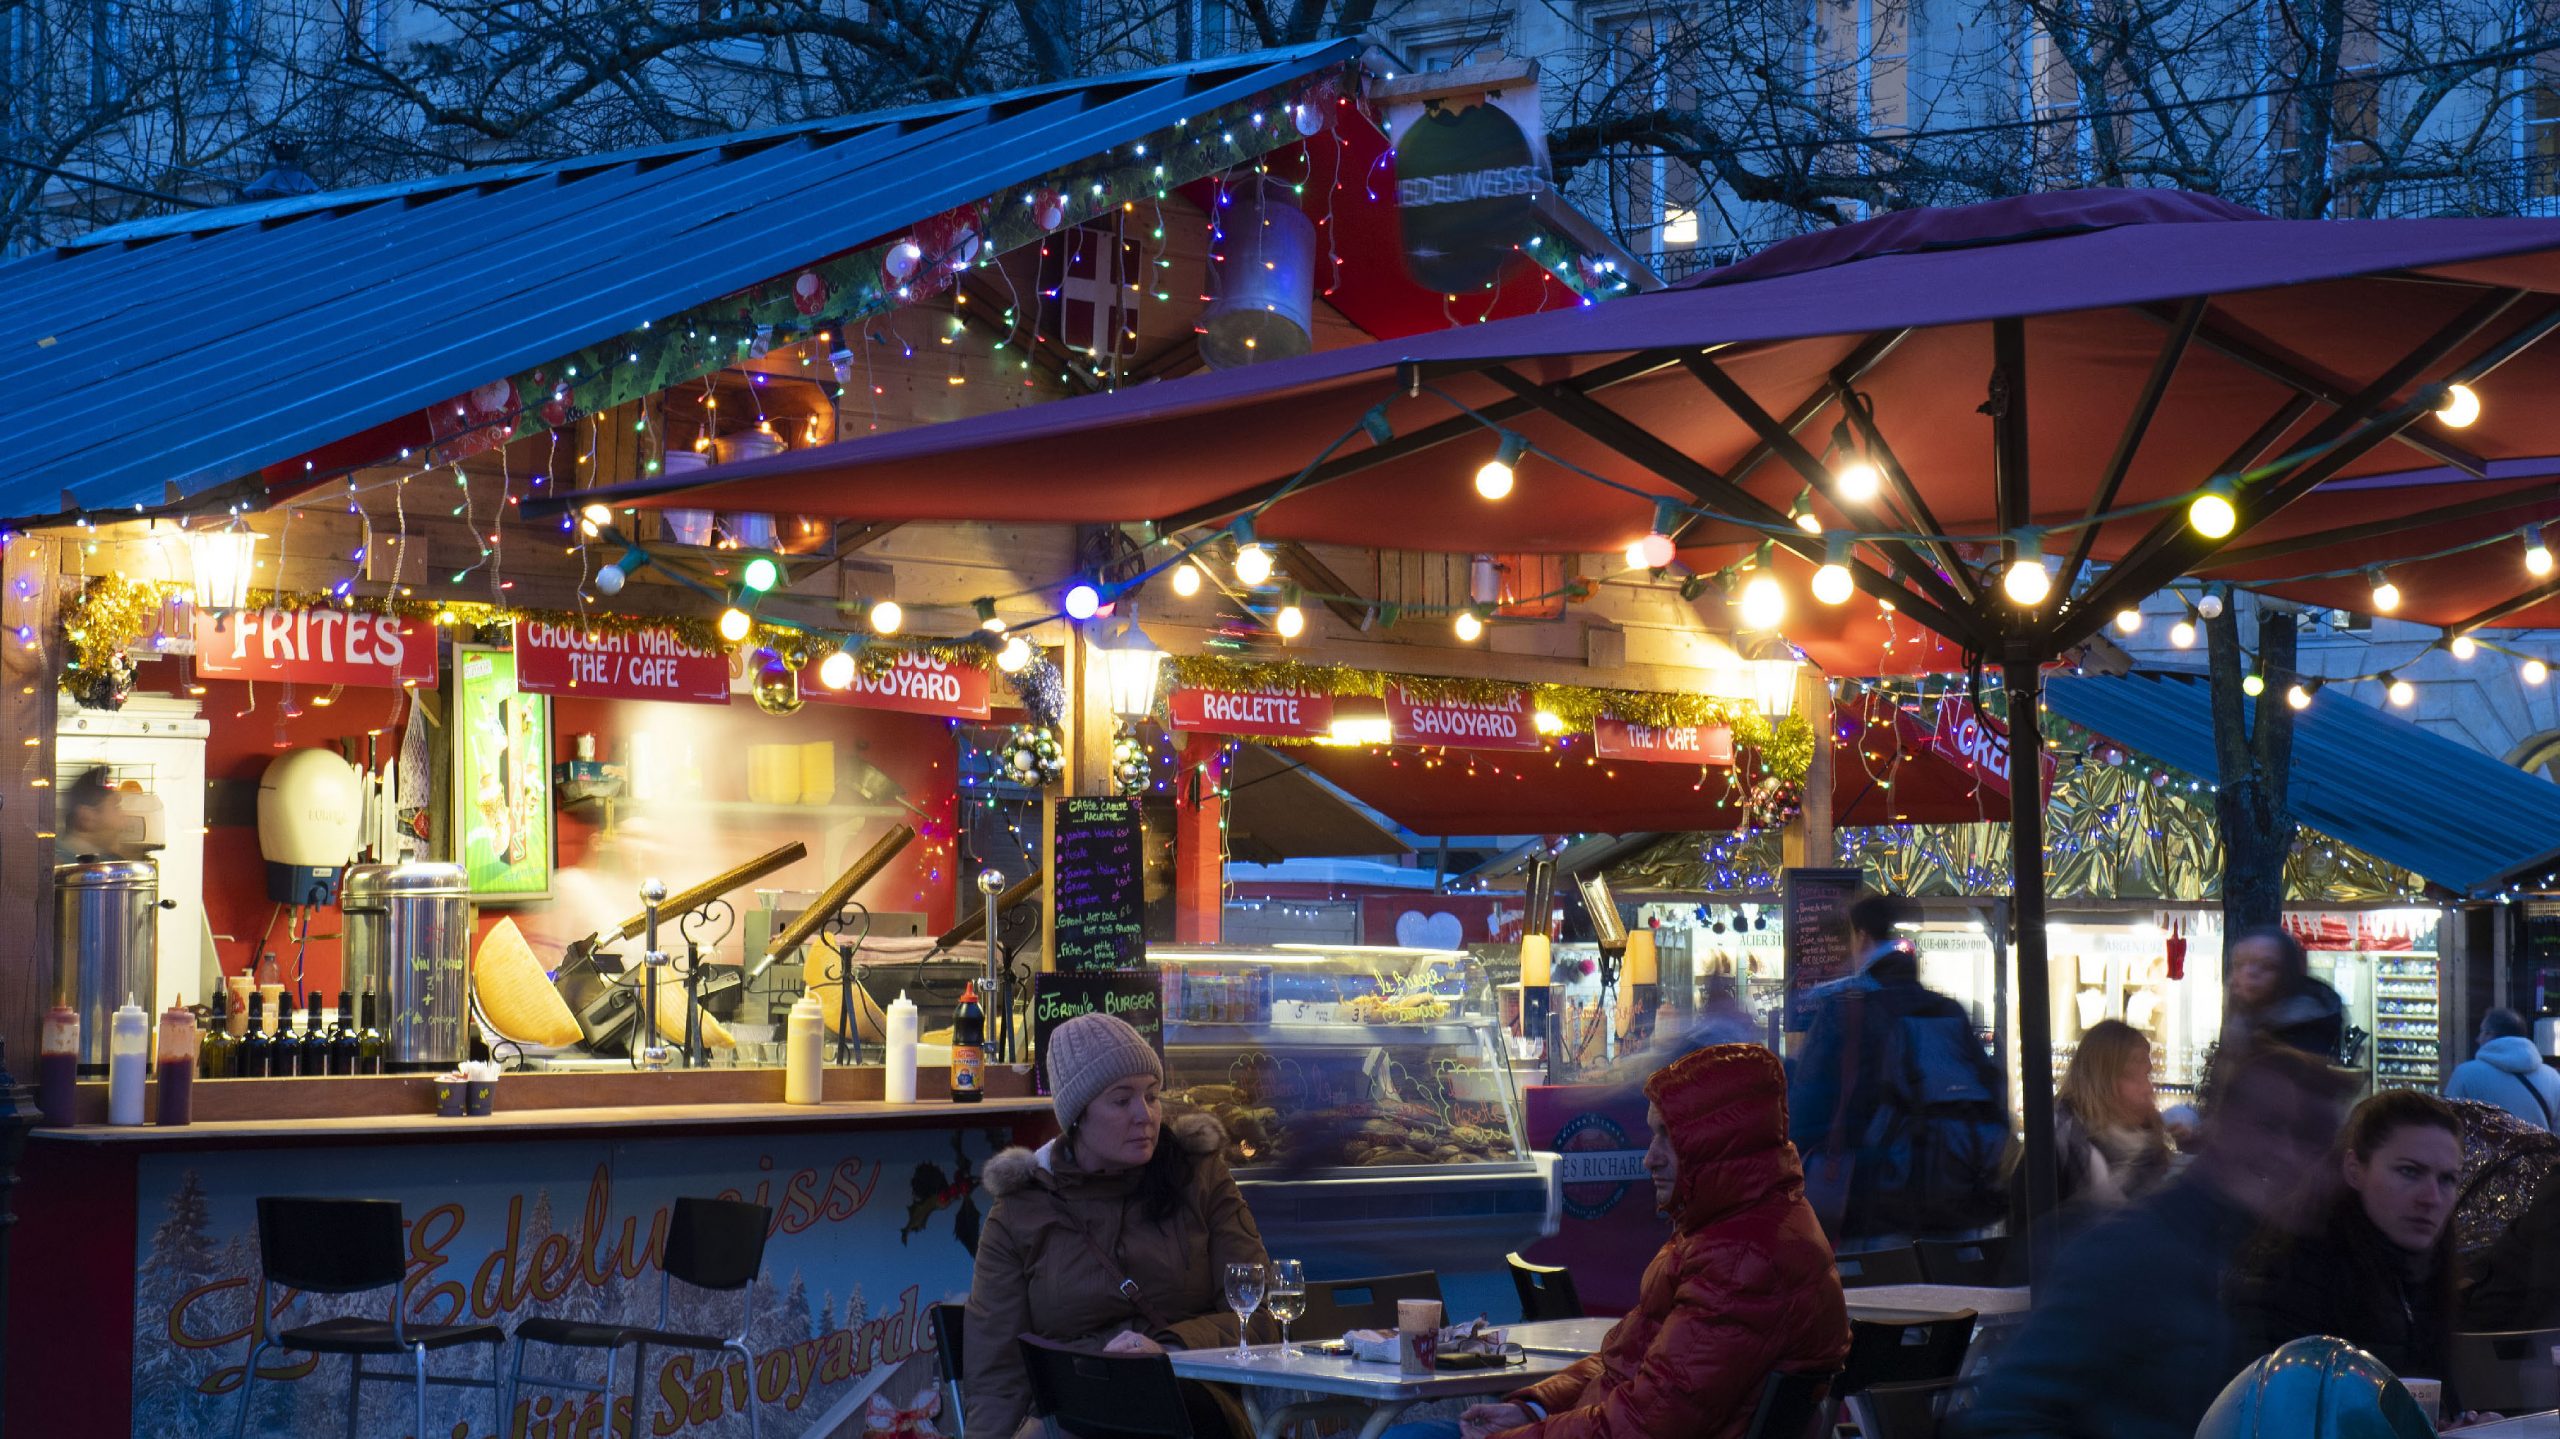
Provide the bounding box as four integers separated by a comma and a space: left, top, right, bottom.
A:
0, 536, 60, 1072
1782, 667, 1835, 869
1173, 739, 1224, 944
1039, 628, 1117, 972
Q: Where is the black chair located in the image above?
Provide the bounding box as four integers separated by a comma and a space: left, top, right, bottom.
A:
1742, 1368, 1837, 1439
233, 1197, 503, 1439
1017, 1334, 1193, 1438
2446, 1328, 2560, 1414
1846, 1378, 1960, 1439
1913, 1238, 2008, 1287
505, 1197, 775, 1438
930, 1301, 968, 1434
1838, 1312, 1978, 1398
1507, 1251, 1585, 1322
1296, 1271, 1443, 1340
1834, 1247, 1925, 1288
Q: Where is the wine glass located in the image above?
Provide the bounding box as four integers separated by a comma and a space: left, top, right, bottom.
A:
1266, 1259, 1308, 1359
1222, 1261, 1266, 1360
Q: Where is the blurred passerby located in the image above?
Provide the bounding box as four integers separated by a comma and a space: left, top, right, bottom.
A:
1956, 1045, 2356, 1439
2053, 1019, 2172, 1209
1789, 892, 2007, 1248
2203, 926, 2345, 1102
2444, 1008, 2559, 1131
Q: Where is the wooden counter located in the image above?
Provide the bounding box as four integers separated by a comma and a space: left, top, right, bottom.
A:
32, 1095, 1052, 1146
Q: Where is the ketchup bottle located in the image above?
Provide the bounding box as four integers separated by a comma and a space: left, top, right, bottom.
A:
36, 1005, 78, 1127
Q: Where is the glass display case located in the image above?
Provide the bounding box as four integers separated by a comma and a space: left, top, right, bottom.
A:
1151, 944, 1555, 1275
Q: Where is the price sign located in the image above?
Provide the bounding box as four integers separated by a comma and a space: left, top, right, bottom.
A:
1386, 685, 1542, 751
1031, 970, 1163, 1096
804, 652, 992, 719
1052, 795, 1144, 972
1592, 719, 1735, 766
1782, 867, 1864, 1033
192, 608, 438, 688
512, 621, 731, 704
1166, 686, 1334, 739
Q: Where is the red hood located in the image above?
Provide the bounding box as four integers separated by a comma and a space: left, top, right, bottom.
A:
1644, 1043, 1804, 1233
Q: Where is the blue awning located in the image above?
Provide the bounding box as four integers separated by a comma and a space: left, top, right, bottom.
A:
2043, 672, 2560, 895
0, 41, 1357, 520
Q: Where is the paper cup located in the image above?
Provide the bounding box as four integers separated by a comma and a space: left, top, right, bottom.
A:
1397, 1299, 1441, 1374
2399, 1378, 2440, 1424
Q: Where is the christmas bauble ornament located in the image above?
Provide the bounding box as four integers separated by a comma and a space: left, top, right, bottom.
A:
753, 657, 803, 715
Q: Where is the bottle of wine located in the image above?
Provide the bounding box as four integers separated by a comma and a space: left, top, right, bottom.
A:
268, 995, 300, 1078
355, 989, 385, 1076
200, 986, 236, 1080
330, 989, 358, 1076
296, 992, 329, 1077
239, 994, 271, 1079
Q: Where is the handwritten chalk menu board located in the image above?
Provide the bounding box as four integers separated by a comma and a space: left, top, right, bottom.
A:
1053, 795, 1145, 971
1782, 867, 1865, 1033
1032, 970, 1164, 1096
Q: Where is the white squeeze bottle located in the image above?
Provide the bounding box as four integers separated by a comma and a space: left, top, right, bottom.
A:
885, 991, 919, 1104
785, 993, 825, 1105
108, 996, 149, 1126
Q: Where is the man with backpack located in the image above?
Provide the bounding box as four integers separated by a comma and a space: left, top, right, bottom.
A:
2444, 1006, 2560, 1130
1787, 892, 2010, 1251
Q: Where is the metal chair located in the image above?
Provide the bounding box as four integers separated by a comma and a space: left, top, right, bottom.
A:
232, 1197, 504, 1439
1846, 1378, 1960, 1439
1507, 1251, 1585, 1322
1741, 1369, 1837, 1439
1837, 1312, 1979, 1397
2446, 1328, 2560, 1414
930, 1300, 968, 1434
504, 1197, 774, 1438
1913, 1238, 2008, 1287
1295, 1271, 1443, 1341
1834, 1247, 1926, 1288
1017, 1334, 1193, 1439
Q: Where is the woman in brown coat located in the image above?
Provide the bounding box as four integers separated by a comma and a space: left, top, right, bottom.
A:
963, 1012, 1273, 1439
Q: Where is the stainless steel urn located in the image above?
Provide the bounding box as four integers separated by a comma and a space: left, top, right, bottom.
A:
52, 859, 161, 1070
341, 862, 471, 1070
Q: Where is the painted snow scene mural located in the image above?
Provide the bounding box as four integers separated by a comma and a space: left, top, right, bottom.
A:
131, 1125, 1000, 1438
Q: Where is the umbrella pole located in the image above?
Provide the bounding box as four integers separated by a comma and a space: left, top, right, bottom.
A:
2003, 636, 2060, 1287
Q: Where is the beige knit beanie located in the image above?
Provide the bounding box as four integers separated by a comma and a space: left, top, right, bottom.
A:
1047, 1011, 1162, 1132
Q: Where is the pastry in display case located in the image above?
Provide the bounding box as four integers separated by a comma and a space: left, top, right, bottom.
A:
1152, 945, 1556, 1274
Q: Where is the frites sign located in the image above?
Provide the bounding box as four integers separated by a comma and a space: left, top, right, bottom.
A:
191, 609, 438, 687
1387, 685, 1542, 751
1166, 686, 1335, 739
1592, 718, 1735, 766
512, 621, 732, 704
806, 652, 992, 719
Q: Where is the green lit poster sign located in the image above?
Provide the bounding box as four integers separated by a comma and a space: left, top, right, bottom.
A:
453, 645, 553, 901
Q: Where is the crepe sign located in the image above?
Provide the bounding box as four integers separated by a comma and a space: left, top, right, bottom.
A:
1592, 719, 1735, 766
1386, 685, 1541, 751
511, 621, 731, 704
1166, 685, 1334, 739
1031, 970, 1163, 1096
1781, 866, 1863, 1034
191, 608, 437, 687
1929, 696, 2055, 799
806, 653, 992, 719
1052, 796, 1143, 972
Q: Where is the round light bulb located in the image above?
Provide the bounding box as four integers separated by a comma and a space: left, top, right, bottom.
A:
2528, 539, 2554, 577
2451, 634, 2477, 660
2195, 592, 2225, 620
1626, 532, 1676, 570
1794, 511, 1823, 535
869, 599, 903, 635
717, 607, 752, 643
2189, 491, 2237, 539
818, 650, 856, 690
2002, 558, 2051, 607
2286, 683, 2312, 710
997, 636, 1034, 673
2169, 620, 2197, 649
580, 502, 613, 526
1738, 574, 1787, 630
2371, 577, 2401, 612
2527, 658, 2550, 686
1235, 544, 1274, 587
1474, 459, 1515, 500
1064, 583, 1102, 620
1811, 563, 1855, 606
1170, 562, 1203, 597
2435, 383, 2481, 428
740, 555, 781, 593
1275, 604, 1304, 638
1454, 610, 1483, 642
1833, 462, 1881, 504
2113, 608, 2142, 635
2242, 673, 2265, 697
2387, 676, 2416, 707
592, 564, 626, 597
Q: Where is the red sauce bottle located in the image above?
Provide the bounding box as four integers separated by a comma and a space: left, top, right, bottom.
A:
156, 1003, 197, 1126
36, 1005, 79, 1127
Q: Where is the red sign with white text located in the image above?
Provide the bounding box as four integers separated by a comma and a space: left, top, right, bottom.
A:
512, 621, 732, 704
1592, 718, 1735, 766
1929, 696, 2055, 799
1166, 686, 1335, 739
191, 609, 438, 687
806, 652, 992, 719
1387, 685, 1542, 751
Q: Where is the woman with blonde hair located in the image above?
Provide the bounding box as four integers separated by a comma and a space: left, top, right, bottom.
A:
2055, 1020, 2172, 1207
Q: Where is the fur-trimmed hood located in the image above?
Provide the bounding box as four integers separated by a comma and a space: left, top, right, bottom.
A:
984, 1111, 1225, 1198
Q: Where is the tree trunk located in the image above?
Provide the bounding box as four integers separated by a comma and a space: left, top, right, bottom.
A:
2206, 597, 2299, 933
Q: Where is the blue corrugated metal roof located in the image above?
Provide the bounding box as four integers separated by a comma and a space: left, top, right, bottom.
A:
2043, 671, 2560, 894
0, 40, 1358, 519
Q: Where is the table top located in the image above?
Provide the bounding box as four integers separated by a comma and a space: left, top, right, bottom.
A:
2447, 1412, 2559, 1436
1168, 1344, 1571, 1401
1508, 1318, 1617, 1355
1845, 1284, 2032, 1318
29, 1096, 1050, 1146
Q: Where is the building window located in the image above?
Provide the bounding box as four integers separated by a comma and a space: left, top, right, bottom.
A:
1812, 0, 1908, 137
2020, 22, 2087, 186
218, 0, 257, 82
2520, 65, 2560, 205
90, 0, 125, 108
1595, 9, 1702, 253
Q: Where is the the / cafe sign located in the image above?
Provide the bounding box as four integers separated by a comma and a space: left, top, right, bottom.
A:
1166, 685, 1335, 739
805, 651, 992, 720
1592, 718, 1736, 766
1929, 696, 2054, 799
1387, 684, 1542, 752
191, 608, 438, 687
512, 620, 732, 704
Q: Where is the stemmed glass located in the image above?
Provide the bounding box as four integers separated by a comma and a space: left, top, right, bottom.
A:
1266, 1259, 1308, 1360
1222, 1261, 1266, 1361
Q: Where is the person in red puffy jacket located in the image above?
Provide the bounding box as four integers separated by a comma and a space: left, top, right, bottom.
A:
1460, 1043, 1851, 1439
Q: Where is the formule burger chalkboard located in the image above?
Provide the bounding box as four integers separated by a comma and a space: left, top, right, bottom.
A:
1781, 867, 1865, 1033
1031, 970, 1164, 1097
1052, 795, 1144, 972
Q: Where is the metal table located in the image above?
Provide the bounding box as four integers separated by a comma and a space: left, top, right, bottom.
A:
1506, 1317, 1617, 1356
1167, 1344, 1573, 1439
1845, 1284, 2032, 1320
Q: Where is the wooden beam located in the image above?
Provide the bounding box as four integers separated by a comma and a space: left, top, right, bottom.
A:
2062, 297, 2204, 594
1990, 317, 2034, 635
0, 538, 60, 1079
2453, 575, 2560, 632
1834, 385, 1979, 607
1275, 542, 1375, 631
2197, 488, 2559, 571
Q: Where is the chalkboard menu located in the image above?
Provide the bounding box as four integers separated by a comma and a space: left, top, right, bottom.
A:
1032, 970, 1164, 1096
1053, 795, 1145, 971
1782, 867, 1865, 1033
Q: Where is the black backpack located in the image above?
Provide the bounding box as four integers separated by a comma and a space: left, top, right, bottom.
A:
1858, 1012, 2014, 1235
